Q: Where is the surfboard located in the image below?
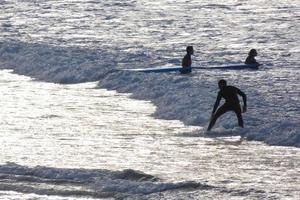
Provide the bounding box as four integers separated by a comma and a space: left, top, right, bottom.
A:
123, 64, 259, 73
194, 63, 259, 70
123, 66, 182, 73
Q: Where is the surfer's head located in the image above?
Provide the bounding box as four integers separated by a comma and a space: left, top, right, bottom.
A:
248, 49, 257, 57
186, 46, 194, 55
218, 79, 227, 89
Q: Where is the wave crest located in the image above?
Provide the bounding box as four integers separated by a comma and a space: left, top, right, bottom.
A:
0, 163, 208, 198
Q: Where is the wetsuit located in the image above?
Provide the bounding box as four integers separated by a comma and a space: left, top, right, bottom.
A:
207, 86, 247, 130
180, 54, 192, 74
245, 56, 258, 65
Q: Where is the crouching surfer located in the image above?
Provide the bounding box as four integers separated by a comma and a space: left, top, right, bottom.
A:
207, 80, 247, 140
180, 46, 194, 74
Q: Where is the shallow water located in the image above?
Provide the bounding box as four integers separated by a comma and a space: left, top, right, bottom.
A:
0, 0, 299, 199
0, 70, 299, 199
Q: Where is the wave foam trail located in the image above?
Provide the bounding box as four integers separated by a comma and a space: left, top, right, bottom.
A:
0, 40, 155, 83
0, 163, 208, 198
0, 39, 299, 147
99, 69, 300, 147
0, 40, 117, 83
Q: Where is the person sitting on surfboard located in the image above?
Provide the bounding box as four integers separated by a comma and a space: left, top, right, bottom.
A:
180, 46, 193, 74
245, 49, 260, 65
207, 79, 247, 132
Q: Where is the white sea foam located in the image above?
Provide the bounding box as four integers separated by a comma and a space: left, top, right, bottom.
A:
0, 36, 299, 147
0, 2, 300, 199
0, 162, 280, 199
0, 163, 206, 198
1, 0, 299, 147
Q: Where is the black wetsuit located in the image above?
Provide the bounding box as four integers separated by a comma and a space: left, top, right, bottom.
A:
180, 54, 192, 74
207, 86, 247, 130
245, 56, 258, 65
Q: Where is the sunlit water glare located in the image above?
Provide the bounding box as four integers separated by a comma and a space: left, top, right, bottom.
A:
0, 70, 299, 199
0, 0, 299, 199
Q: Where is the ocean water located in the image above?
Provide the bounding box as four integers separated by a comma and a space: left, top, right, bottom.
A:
0, 0, 299, 199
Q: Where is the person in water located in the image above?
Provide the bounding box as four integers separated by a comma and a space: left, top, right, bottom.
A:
245, 49, 259, 65
180, 46, 194, 74
207, 79, 247, 131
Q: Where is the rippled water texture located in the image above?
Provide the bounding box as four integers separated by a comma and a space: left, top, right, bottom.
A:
0, 70, 299, 199
1, 0, 299, 61
0, 0, 299, 199
0, 0, 299, 145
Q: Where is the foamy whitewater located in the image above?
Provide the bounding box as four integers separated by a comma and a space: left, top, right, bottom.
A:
0, 0, 299, 199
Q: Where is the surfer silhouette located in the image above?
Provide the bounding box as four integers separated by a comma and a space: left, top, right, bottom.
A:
207, 80, 247, 132
180, 46, 193, 74
245, 49, 259, 65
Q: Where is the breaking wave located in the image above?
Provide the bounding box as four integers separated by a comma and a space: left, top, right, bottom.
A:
0, 39, 299, 147
0, 162, 208, 199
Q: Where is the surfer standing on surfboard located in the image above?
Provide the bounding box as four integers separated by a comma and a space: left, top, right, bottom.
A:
180, 46, 193, 74
207, 80, 247, 132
